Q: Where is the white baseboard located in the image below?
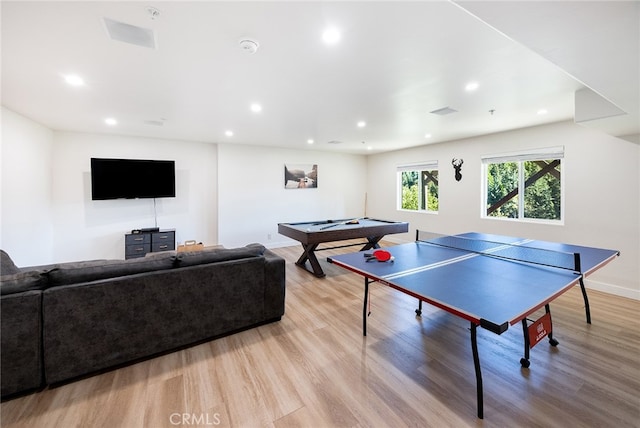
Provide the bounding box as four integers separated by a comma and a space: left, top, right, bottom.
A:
585, 279, 640, 300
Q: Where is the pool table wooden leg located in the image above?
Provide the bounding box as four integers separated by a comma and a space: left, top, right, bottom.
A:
295, 243, 325, 277
360, 236, 383, 251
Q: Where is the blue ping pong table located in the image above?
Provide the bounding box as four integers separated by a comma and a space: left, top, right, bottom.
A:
327, 231, 619, 419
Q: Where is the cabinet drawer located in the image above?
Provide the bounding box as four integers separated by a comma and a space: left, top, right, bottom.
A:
126, 243, 151, 258
152, 231, 174, 242
152, 242, 174, 252
152, 231, 175, 252
125, 234, 151, 245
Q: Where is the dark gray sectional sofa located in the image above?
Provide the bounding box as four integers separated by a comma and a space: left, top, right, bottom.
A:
0, 244, 285, 399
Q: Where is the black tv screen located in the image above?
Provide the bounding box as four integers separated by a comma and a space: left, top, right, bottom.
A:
91, 158, 175, 200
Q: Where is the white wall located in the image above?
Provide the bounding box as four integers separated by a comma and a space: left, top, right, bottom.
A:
1, 107, 55, 266
1, 109, 218, 266
47, 132, 218, 262
366, 121, 639, 299
3, 109, 637, 299
217, 144, 367, 248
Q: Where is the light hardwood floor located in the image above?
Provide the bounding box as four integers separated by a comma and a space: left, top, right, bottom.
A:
2, 242, 639, 427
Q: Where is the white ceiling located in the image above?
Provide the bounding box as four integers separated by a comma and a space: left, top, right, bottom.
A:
2, 1, 638, 154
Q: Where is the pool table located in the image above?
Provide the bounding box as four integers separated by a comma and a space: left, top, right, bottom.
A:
278, 218, 409, 277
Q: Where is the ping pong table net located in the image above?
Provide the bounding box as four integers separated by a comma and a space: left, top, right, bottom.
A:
416, 231, 582, 273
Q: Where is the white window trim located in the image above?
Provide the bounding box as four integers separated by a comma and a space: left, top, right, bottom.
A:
481, 146, 564, 164
396, 161, 438, 172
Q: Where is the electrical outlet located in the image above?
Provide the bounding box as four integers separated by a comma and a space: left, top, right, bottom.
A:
267, 234, 272, 240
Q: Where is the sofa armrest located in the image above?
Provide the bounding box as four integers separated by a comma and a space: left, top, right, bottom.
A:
263, 249, 285, 320
1, 290, 44, 398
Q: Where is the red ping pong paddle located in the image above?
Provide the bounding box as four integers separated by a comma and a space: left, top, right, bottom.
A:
365, 249, 394, 262
373, 250, 391, 261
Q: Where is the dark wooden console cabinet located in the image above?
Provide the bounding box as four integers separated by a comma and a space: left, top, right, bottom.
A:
125, 230, 176, 259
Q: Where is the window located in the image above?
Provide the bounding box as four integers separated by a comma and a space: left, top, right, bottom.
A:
397, 161, 438, 212
482, 147, 563, 222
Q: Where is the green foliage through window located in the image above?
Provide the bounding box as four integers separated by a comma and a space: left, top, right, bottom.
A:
486, 159, 561, 221
487, 162, 518, 218
400, 169, 438, 212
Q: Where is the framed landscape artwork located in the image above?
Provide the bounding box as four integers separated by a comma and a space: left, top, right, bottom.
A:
284, 164, 318, 189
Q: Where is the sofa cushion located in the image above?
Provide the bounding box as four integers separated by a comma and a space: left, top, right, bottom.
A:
0, 270, 48, 295
48, 253, 176, 286
1, 250, 20, 275
176, 244, 265, 267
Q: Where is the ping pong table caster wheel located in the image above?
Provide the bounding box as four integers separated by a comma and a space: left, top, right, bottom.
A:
520, 358, 530, 368
415, 309, 422, 316
549, 338, 559, 347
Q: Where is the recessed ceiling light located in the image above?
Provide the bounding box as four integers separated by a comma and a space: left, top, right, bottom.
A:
537, 109, 548, 115
225, 130, 234, 137
307, 139, 314, 145
104, 118, 117, 126
357, 121, 366, 128
465, 81, 479, 91
250, 103, 262, 113
322, 27, 341, 44
424, 133, 432, 139
367, 146, 373, 151
64, 74, 85, 87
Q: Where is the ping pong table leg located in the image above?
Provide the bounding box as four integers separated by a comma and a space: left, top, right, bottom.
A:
545, 304, 559, 346
520, 304, 559, 368
579, 277, 592, 324
520, 319, 531, 368
363, 278, 369, 336
415, 300, 422, 316
470, 323, 484, 419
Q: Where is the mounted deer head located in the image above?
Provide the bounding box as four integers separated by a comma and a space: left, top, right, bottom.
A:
452, 158, 464, 182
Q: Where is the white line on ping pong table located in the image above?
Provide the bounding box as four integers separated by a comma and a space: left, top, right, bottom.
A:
382, 239, 534, 281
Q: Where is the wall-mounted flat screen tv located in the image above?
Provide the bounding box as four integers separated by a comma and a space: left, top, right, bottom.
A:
91, 158, 175, 200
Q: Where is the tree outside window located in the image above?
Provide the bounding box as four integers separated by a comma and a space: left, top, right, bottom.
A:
398, 163, 438, 212
485, 154, 562, 221
486, 161, 518, 218
523, 160, 561, 220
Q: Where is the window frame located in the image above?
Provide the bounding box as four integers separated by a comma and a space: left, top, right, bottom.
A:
481, 147, 565, 224
397, 161, 439, 214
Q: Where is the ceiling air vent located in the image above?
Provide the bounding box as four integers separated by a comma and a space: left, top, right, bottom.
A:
103, 17, 156, 49
430, 107, 458, 116
143, 120, 164, 126
327, 140, 343, 144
